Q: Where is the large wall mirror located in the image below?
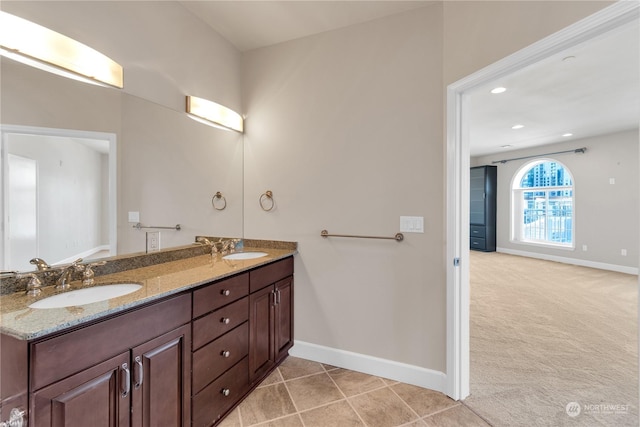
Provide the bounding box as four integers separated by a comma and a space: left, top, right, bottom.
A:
1, 55, 244, 273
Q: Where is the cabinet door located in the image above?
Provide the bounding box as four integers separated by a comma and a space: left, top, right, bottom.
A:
131, 324, 191, 427
274, 277, 293, 362
31, 351, 130, 427
470, 167, 486, 225
249, 285, 275, 382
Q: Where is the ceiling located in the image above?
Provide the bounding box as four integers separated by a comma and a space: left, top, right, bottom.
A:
180, 1, 639, 158
468, 19, 639, 157
180, 1, 433, 52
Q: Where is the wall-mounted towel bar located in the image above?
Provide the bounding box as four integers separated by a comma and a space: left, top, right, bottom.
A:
320, 229, 404, 242
133, 223, 181, 231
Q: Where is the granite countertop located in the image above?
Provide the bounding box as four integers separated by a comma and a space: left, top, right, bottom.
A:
0, 246, 296, 341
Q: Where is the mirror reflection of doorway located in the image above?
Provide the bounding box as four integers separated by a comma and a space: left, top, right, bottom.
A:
1, 126, 117, 271
6, 154, 37, 271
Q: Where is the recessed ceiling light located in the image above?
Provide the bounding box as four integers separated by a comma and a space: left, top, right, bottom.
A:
500, 145, 513, 148
562, 56, 576, 63
511, 124, 524, 130
562, 133, 573, 137
490, 87, 507, 94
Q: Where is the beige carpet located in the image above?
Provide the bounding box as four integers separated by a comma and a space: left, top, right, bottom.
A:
463, 251, 638, 427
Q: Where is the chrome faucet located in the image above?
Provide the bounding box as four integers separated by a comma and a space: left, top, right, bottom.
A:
55, 258, 83, 290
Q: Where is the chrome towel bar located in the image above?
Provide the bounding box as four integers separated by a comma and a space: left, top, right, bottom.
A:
321, 229, 404, 242
133, 223, 181, 231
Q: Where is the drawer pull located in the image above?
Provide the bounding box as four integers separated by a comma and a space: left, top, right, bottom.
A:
221, 350, 230, 358
221, 388, 231, 397
221, 289, 231, 296
221, 317, 230, 324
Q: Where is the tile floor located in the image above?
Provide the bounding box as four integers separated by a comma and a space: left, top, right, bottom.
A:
218, 357, 491, 427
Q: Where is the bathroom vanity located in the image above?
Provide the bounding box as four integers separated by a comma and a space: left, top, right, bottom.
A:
0, 243, 295, 427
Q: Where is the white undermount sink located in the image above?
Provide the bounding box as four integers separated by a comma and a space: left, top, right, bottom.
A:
222, 251, 268, 260
29, 283, 142, 309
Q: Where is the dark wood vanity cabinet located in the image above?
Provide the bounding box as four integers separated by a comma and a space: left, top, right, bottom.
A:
249, 258, 294, 383
191, 273, 250, 427
0, 255, 294, 427
28, 294, 192, 427
192, 256, 294, 427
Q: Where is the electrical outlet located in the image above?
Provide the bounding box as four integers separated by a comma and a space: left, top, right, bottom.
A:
621, 249, 627, 256
582, 245, 587, 251
146, 231, 160, 252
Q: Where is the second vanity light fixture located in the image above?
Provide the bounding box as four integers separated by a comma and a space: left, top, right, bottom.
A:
0, 11, 123, 88
186, 95, 244, 133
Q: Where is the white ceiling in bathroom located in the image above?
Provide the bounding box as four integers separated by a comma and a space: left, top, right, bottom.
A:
181, 1, 639, 158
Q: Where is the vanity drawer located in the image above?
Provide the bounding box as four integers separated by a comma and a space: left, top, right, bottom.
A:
193, 297, 249, 350
193, 273, 249, 318
192, 322, 249, 395
192, 357, 249, 427
470, 237, 486, 250
470, 225, 485, 238
249, 257, 293, 293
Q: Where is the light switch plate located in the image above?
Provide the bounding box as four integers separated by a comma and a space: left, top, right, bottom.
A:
128, 211, 140, 223
400, 216, 424, 233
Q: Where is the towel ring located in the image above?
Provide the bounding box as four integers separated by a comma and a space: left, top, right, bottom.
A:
259, 190, 274, 212
212, 192, 227, 210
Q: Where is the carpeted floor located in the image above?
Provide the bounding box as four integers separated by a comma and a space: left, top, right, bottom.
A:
464, 251, 638, 427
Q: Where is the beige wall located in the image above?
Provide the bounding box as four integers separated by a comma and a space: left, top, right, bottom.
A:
242, 4, 446, 370
472, 129, 639, 270
443, 0, 612, 84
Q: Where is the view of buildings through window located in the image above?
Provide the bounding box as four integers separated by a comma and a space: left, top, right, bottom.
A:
515, 161, 573, 246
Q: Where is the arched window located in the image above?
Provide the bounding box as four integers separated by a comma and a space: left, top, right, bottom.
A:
512, 160, 574, 248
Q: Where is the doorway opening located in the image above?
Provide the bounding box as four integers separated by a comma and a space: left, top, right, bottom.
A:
445, 1, 639, 401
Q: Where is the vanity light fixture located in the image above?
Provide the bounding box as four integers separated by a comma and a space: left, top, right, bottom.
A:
0, 11, 123, 88
490, 87, 507, 94
186, 95, 244, 133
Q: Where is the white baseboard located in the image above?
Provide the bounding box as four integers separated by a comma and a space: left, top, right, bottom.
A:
497, 247, 639, 275
289, 340, 447, 395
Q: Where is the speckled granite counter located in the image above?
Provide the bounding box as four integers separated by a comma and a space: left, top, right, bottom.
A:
0, 246, 296, 341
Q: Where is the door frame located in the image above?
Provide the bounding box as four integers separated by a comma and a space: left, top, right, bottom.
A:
445, 1, 640, 400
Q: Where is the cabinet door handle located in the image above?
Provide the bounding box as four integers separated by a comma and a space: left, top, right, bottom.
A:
221, 350, 231, 358
221, 388, 230, 397
221, 317, 231, 324
271, 290, 276, 306
121, 363, 131, 398
276, 289, 281, 305
221, 289, 231, 296
134, 356, 144, 389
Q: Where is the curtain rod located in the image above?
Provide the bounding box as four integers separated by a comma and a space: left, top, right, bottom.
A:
491, 147, 587, 164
